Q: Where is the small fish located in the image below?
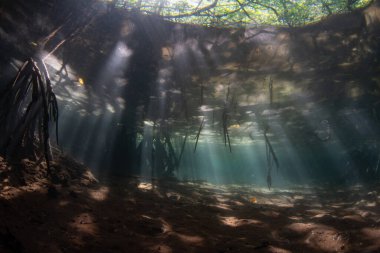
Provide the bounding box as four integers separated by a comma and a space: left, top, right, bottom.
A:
250, 197, 257, 203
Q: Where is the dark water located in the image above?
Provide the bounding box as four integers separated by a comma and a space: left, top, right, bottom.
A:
1, 4, 379, 190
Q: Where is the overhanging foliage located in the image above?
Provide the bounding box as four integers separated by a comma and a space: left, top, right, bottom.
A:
104, 0, 372, 26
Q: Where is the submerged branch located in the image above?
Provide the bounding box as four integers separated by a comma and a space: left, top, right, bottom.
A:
226, 126, 232, 152
194, 117, 205, 153
177, 133, 188, 169
264, 130, 279, 169
165, 133, 179, 171
0, 58, 59, 170
264, 132, 280, 169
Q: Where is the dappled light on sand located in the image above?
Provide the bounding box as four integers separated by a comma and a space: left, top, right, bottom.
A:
138, 182, 153, 191
220, 216, 263, 227
70, 212, 98, 234
0, 155, 380, 252
175, 233, 204, 245
89, 186, 109, 201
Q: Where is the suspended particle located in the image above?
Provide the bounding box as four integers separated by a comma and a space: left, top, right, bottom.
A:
78, 78, 85, 86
